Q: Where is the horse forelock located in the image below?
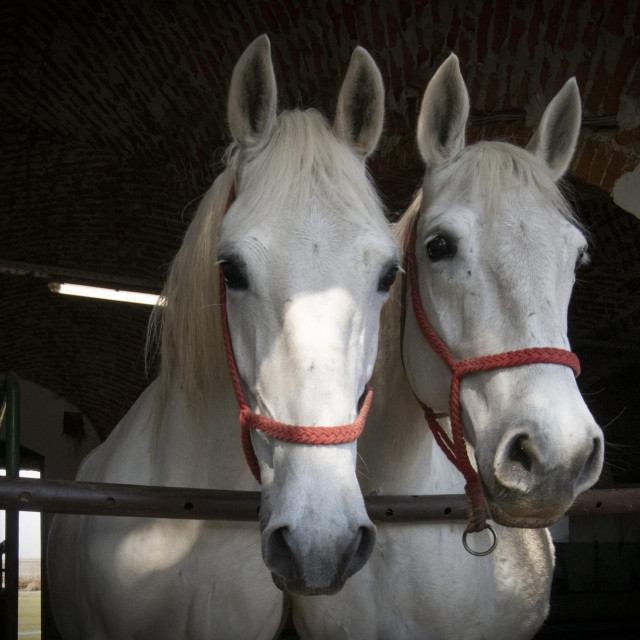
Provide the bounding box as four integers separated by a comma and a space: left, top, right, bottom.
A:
425, 141, 582, 232
235, 109, 386, 233
148, 108, 388, 424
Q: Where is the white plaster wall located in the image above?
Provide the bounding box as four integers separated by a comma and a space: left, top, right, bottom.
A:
1, 375, 101, 480
613, 162, 640, 220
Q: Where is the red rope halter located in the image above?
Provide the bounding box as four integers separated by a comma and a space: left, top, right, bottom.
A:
402, 219, 580, 533
219, 185, 373, 483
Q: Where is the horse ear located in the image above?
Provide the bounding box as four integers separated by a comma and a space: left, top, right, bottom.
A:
228, 35, 277, 147
334, 47, 385, 159
526, 78, 581, 181
416, 53, 469, 168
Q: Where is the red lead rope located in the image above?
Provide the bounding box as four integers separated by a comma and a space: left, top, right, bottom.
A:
403, 220, 581, 533
218, 185, 373, 484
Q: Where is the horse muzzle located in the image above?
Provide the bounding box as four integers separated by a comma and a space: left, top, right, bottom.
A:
263, 522, 376, 595
478, 420, 604, 527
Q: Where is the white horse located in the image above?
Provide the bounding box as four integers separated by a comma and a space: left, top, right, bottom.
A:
48, 36, 399, 639
291, 55, 604, 639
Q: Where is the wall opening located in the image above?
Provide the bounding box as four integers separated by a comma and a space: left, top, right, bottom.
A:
1, 468, 42, 640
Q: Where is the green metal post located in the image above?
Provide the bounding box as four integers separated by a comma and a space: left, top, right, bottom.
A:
3, 373, 20, 640
6, 374, 20, 477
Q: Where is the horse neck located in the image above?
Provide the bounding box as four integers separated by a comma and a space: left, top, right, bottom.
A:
150, 370, 258, 490
359, 304, 463, 495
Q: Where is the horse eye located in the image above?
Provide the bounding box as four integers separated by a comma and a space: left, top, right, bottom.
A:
378, 265, 399, 293
426, 234, 456, 262
220, 261, 248, 290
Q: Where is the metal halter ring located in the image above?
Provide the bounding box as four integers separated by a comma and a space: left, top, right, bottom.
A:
462, 524, 498, 557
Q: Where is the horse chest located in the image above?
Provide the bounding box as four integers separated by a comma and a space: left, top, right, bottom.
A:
52, 515, 284, 640
292, 525, 552, 640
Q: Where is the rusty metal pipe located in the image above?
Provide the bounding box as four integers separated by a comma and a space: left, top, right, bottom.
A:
0, 477, 638, 522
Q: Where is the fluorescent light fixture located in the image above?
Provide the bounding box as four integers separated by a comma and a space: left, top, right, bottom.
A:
49, 282, 163, 306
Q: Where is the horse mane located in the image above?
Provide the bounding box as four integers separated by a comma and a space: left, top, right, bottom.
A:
148, 109, 386, 422
146, 161, 236, 423
377, 139, 583, 371
424, 141, 582, 230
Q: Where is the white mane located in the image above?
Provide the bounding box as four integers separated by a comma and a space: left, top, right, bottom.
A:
377, 139, 582, 373
420, 140, 579, 230
148, 109, 386, 420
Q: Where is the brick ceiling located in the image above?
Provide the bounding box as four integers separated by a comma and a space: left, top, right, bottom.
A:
1, 0, 639, 482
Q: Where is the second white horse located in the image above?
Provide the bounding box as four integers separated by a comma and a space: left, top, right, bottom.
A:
293, 54, 603, 640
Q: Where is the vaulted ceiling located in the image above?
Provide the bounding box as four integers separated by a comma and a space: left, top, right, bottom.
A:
1, 0, 639, 482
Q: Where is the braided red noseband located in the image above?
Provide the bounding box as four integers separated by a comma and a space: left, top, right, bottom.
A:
403, 220, 580, 536
219, 185, 373, 483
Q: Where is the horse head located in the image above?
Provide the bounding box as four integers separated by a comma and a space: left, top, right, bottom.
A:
401, 54, 603, 528
220, 36, 397, 593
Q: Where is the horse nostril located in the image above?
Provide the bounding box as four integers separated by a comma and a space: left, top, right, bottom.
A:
588, 437, 602, 470
576, 435, 604, 492
507, 434, 535, 474
493, 432, 541, 493
265, 526, 297, 581
342, 525, 376, 580
356, 525, 376, 560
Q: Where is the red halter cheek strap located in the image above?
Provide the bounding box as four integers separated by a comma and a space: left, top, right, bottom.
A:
218, 185, 373, 484
402, 220, 581, 533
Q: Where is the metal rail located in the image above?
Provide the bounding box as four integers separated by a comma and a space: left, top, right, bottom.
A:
0, 477, 638, 522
